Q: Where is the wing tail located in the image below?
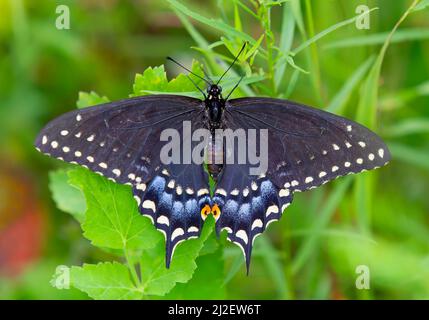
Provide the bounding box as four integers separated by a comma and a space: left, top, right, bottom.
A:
133, 164, 211, 268
213, 166, 293, 274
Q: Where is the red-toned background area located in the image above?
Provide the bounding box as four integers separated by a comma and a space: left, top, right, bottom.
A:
0, 162, 46, 277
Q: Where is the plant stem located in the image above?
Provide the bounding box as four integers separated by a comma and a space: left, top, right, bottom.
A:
124, 246, 141, 288
304, 0, 323, 104
260, 4, 276, 95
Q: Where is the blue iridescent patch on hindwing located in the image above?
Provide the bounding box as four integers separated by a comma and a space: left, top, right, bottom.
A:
132, 168, 211, 268
213, 175, 293, 273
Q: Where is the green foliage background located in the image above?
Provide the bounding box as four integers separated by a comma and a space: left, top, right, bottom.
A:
0, 0, 429, 299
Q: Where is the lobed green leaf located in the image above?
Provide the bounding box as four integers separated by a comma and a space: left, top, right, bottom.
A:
70, 262, 143, 300
49, 169, 86, 223
131, 62, 205, 97
140, 217, 215, 296
68, 168, 162, 251
76, 91, 110, 109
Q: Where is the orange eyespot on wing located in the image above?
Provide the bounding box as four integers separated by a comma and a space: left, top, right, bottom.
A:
212, 204, 221, 220
200, 204, 211, 220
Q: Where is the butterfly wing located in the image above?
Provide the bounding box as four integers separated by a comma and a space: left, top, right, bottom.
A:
213, 97, 390, 271
212, 162, 292, 273
228, 97, 391, 189
35, 95, 211, 267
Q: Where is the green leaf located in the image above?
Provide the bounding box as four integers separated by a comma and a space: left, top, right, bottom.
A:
290, 0, 306, 36
244, 34, 265, 62
165, 235, 225, 299
264, 0, 290, 7
207, 74, 266, 92
167, 0, 265, 54
138, 90, 202, 98
132, 66, 168, 94
140, 217, 215, 296
68, 167, 161, 250
233, 0, 259, 20
70, 262, 143, 300
234, 3, 242, 32
76, 91, 110, 109
285, 55, 309, 74
49, 169, 86, 223
131, 62, 205, 97
132, 62, 263, 100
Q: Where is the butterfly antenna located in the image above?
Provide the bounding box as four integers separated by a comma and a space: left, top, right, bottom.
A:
225, 74, 244, 100
202, 65, 213, 84
186, 74, 206, 99
167, 57, 212, 86
216, 42, 247, 85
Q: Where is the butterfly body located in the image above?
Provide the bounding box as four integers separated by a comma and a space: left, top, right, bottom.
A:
203, 84, 226, 181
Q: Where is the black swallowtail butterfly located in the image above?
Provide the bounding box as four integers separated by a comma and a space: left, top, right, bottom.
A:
35, 44, 390, 272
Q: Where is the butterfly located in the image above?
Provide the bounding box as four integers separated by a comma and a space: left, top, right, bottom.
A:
34, 44, 390, 273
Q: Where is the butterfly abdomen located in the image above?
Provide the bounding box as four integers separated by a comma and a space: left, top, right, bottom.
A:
207, 163, 222, 181
206, 133, 224, 181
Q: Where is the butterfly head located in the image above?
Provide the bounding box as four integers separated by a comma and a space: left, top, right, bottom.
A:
207, 84, 223, 100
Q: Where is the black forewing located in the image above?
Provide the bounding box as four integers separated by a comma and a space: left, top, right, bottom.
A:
227, 97, 391, 191
35, 95, 202, 184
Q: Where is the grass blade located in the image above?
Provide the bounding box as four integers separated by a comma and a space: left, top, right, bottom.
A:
383, 119, 429, 137
292, 7, 379, 55
174, 10, 209, 49
412, 0, 429, 11
324, 28, 429, 50
274, 2, 296, 89
326, 56, 375, 114
388, 142, 429, 171
222, 252, 244, 287
303, 0, 323, 103
291, 178, 352, 274
284, 69, 300, 98
380, 81, 429, 111
256, 236, 291, 299
167, 0, 265, 54
354, 0, 421, 235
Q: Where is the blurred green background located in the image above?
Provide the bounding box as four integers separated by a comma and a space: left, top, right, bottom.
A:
0, 0, 429, 299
